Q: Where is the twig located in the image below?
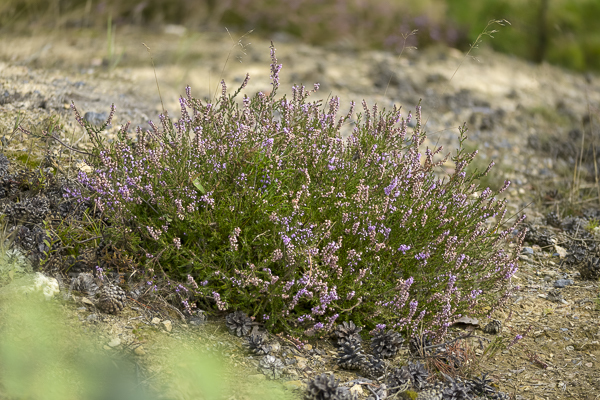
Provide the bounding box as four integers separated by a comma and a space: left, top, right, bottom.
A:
19, 127, 95, 157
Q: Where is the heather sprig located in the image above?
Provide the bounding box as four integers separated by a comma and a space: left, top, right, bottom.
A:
67, 45, 522, 340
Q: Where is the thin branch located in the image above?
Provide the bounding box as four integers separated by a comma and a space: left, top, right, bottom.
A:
19, 127, 95, 157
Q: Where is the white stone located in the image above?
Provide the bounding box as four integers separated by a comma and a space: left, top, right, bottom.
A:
19, 272, 60, 300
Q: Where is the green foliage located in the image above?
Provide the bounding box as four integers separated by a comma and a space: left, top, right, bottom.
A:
68, 49, 522, 340
448, 0, 600, 71
0, 274, 292, 400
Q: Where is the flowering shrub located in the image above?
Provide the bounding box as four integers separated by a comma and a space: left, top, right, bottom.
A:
66, 45, 524, 340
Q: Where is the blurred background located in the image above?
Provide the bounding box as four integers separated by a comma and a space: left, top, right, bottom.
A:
1, 0, 600, 73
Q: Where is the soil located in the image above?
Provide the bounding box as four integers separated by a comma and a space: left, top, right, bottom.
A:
1, 26, 600, 400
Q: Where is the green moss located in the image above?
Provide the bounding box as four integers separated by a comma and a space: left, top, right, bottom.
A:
400, 389, 419, 400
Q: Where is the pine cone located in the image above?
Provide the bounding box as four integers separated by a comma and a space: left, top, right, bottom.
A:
258, 355, 285, 379
337, 335, 366, 370
360, 354, 387, 379
386, 367, 412, 394
305, 373, 357, 400
523, 224, 556, 247
96, 284, 126, 314
483, 319, 502, 335
441, 380, 472, 400
578, 256, 600, 280
371, 329, 404, 359
71, 272, 100, 297
467, 373, 496, 398
403, 361, 429, 390
564, 244, 589, 266
545, 211, 562, 228
225, 310, 253, 337
245, 331, 271, 355
417, 382, 444, 400
334, 321, 362, 346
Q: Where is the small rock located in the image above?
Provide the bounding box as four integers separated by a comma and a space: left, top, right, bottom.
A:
108, 338, 121, 347
162, 320, 172, 332
134, 346, 146, 355
522, 247, 534, 255
270, 341, 281, 353
83, 111, 108, 126
554, 245, 568, 258
151, 317, 161, 324
295, 356, 307, 370
350, 384, 364, 396
81, 297, 94, 306
554, 279, 574, 288
303, 344, 313, 351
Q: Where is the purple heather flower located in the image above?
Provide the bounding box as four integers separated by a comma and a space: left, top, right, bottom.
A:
398, 244, 411, 254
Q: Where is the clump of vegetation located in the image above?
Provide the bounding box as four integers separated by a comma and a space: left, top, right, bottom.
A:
64, 45, 523, 340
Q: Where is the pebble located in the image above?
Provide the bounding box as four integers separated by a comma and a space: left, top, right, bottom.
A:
270, 341, 281, 353
350, 385, 364, 396
83, 111, 108, 126
522, 247, 534, 255
554, 279, 574, 288
162, 320, 172, 332
303, 344, 313, 351
151, 317, 161, 324
81, 297, 94, 305
108, 338, 121, 347
134, 346, 146, 355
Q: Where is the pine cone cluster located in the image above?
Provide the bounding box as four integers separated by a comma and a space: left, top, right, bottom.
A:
96, 283, 127, 314
225, 310, 253, 337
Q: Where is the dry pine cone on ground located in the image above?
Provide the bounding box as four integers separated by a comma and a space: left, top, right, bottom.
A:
96, 283, 127, 314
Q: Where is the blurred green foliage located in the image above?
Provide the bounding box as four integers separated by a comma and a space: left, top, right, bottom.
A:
447, 0, 600, 71
0, 272, 294, 400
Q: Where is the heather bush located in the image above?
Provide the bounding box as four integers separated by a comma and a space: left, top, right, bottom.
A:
65, 45, 524, 340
